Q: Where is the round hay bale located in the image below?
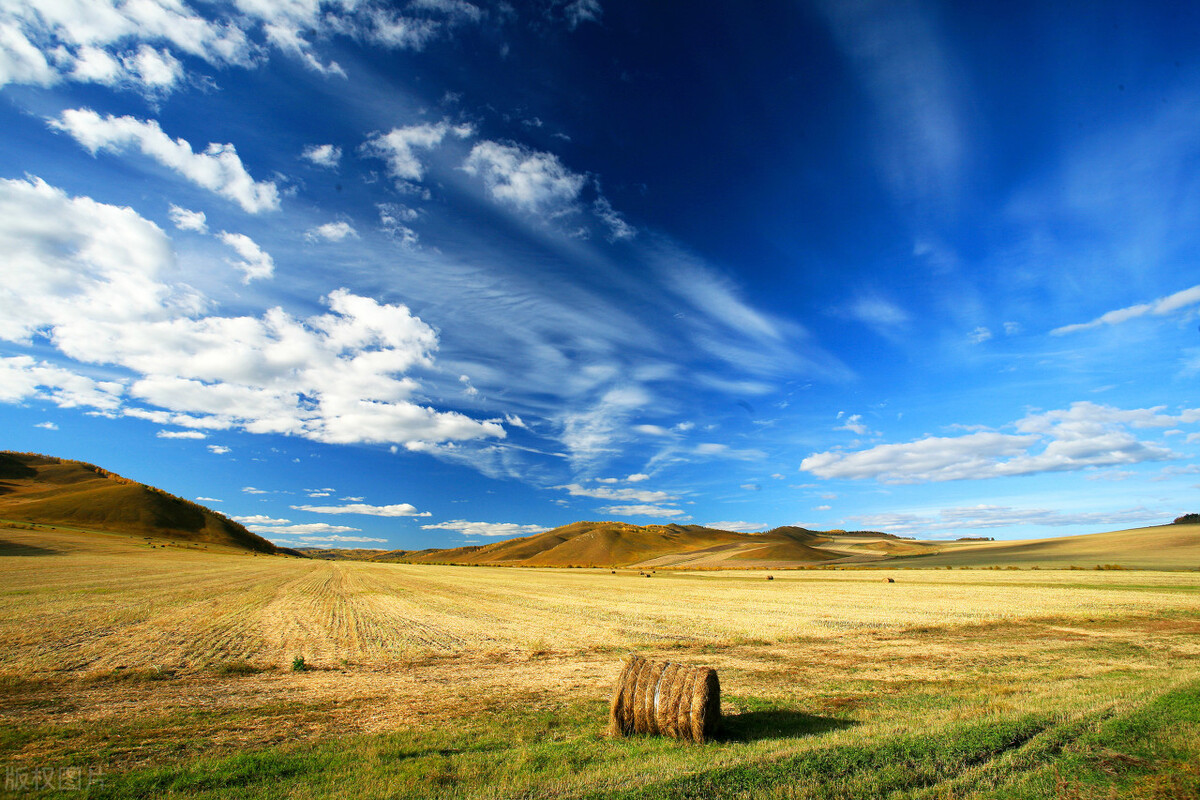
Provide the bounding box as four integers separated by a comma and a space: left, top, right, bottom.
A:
630, 657, 656, 733
639, 659, 668, 734
689, 667, 721, 742
607, 655, 640, 737
608, 656, 720, 743
654, 662, 683, 735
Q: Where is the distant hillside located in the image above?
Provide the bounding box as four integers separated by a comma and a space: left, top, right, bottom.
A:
301, 521, 921, 568
0, 451, 279, 553
299, 518, 1200, 570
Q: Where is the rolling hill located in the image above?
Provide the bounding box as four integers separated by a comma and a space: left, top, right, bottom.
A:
301, 521, 925, 568
301, 518, 1200, 570
0, 451, 279, 553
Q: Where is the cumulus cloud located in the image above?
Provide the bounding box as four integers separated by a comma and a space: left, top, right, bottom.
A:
34, 421, 58, 430
232, 515, 290, 525
301, 144, 342, 168
50, 109, 280, 213
0, 356, 124, 410
556, 483, 675, 503
1052, 284, 1200, 335
835, 413, 872, 435
248, 523, 364, 535
157, 429, 206, 439
704, 520, 763, 532
290, 502, 430, 517
168, 205, 207, 233
364, 121, 473, 183
218, 232, 274, 282
305, 221, 357, 242
848, 505, 1158, 538
195, 496, 222, 502
207, 444, 230, 454
600, 504, 687, 518
420, 520, 549, 537
462, 140, 585, 214
0, 0, 249, 92
0, 176, 506, 452
801, 402, 1192, 484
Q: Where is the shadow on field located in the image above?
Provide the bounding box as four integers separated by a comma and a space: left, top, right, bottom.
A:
719, 709, 856, 742
0, 537, 59, 557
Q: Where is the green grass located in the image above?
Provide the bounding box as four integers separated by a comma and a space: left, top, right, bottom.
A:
4, 681, 1197, 799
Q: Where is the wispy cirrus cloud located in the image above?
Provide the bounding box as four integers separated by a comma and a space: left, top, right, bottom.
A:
420, 520, 548, 537
801, 402, 1192, 484
290, 502, 431, 517
848, 505, 1158, 539
1052, 284, 1200, 335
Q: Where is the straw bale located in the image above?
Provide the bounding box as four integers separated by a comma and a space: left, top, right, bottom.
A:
608, 656, 720, 742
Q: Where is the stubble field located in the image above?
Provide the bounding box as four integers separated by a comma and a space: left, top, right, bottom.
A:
2, 525, 1199, 798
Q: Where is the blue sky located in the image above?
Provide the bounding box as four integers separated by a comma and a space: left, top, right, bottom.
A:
2, 0, 1199, 550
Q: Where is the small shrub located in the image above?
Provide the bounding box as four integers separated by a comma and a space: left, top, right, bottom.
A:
291, 656, 307, 672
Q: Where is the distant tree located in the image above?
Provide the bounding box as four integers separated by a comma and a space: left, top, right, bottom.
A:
1173, 513, 1200, 525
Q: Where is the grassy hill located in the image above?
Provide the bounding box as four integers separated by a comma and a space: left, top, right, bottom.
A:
0, 451, 279, 553
300, 518, 1200, 570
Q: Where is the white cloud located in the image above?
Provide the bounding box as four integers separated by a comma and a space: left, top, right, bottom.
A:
248, 523, 363, 535
157, 429, 206, 439
563, 0, 602, 29
626, 473, 649, 482
0, 356, 124, 410
301, 144, 342, 168
0, 177, 506, 451
195, 496, 222, 502
593, 195, 635, 240
814, 504, 831, 511
845, 294, 910, 328
50, 109, 280, 213
1052, 284, 1200, 335
848, 505, 1158, 538
462, 140, 586, 214
557, 483, 675, 503
291, 502, 431, 517
34, 421, 58, 430
600, 504, 687, 518
0, 0, 250, 91
836, 413, 871, 435
420, 520, 548, 537
801, 402, 1190, 484
704, 520, 763, 532
168, 205, 207, 233
364, 121, 472, 183
967, 326, 992, 344
241, 486, 269, 494
232, 515, 291, 525
207, 444, 230, 454
218, 232, 274, 282
305, 221, 358, 242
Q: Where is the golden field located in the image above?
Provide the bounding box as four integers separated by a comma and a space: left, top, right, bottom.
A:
2, 524, 1200, 798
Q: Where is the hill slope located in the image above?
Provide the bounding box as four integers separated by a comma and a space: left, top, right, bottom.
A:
349, 521, 907, 568
305, 519, 1200, 570
0, 451, 278, 553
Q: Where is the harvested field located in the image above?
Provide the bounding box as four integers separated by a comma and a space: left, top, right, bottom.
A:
2, 526, 1200, 798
